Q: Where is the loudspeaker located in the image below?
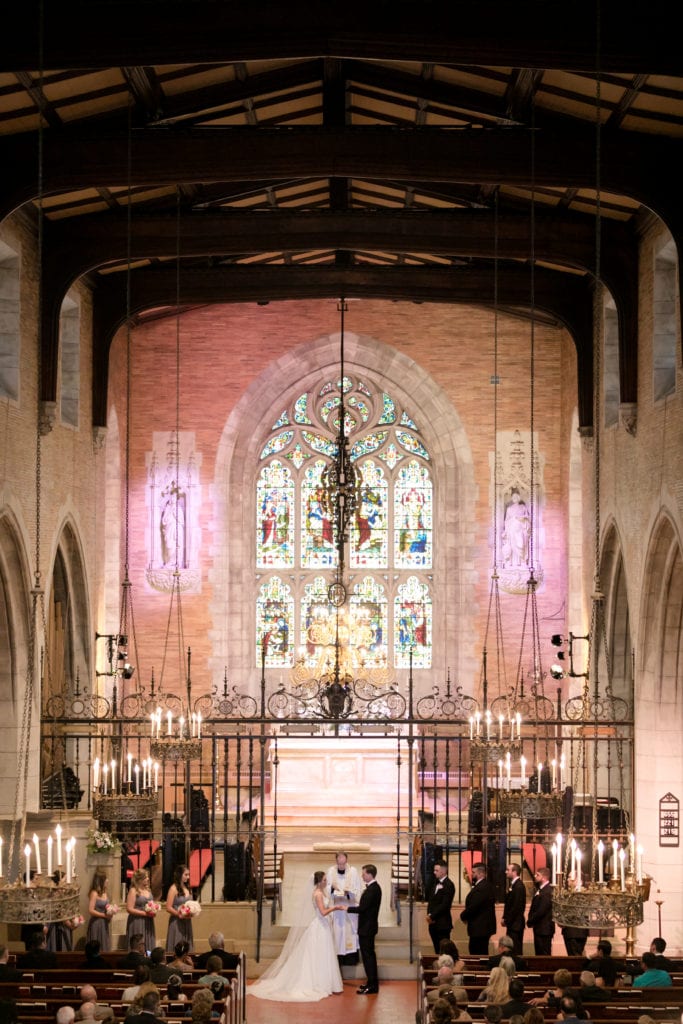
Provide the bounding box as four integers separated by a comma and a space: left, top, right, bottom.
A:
222, 841, 248, 901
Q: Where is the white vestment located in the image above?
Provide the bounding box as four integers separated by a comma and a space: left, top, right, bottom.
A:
326, 863, 361, 956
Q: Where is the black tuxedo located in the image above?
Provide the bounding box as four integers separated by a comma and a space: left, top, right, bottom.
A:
460, 876, 496, 955
348, 878, 381, 990
526, 882, 555, 954
426, 875, 455, 953
502, 876, 526, 954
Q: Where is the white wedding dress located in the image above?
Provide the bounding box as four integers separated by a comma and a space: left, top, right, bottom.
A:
249, 889, 344, 1002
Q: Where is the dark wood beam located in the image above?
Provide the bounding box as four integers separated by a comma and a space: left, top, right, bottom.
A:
4, 2, 681, 74
90, 262, 593, 430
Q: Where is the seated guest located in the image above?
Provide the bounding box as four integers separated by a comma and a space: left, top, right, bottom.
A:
632, 952, 672, 988
149, 947, 176, 984
483, 1009, 502, 1024
530, 968, 576, 1007
557, 994, 586, 1023
80, 939, 111, 970
17, 930, 57, 968
426, 965, 468, 1005
488, 935, 527, 970
578, 970, 605, 1001
500, 978, 530, 1016
126, 990, 164, 1024
584, 939, 620, 988
168, 940, 195, 972
56, 1008, 76, 1024
498, 955, 516, 978
436, 990, 471, 1022
187, 987, 220, 1022
0, 999, 17, 1024
121, 964, 152, 1003
0, 945, 22, 982
75, 985, 114, 1022
476, 966, 509, 1006
195, 933, 239, 971
125, 983, 162, 1021
649, 937, 674, 973
429, 999, 456, 1024
436, 938, 465, 974
120, 933, 150, 969
197, 956, 228, 996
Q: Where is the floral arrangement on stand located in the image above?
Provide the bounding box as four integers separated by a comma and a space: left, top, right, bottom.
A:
178, 899, 201, 918
86, 829, 122, 857
144, 900, 161, 917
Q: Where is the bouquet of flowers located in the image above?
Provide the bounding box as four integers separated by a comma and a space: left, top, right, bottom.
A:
105, 902, 120, 917
178, 899, 201, 918
70, 914, 85, 927
144, 900, 161, 917
86, 828, 122, 856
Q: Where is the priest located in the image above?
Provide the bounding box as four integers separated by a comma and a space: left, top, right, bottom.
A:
326, 851, 362, 964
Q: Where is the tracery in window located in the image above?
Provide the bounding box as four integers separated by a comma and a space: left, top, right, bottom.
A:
255, 372, 434, 669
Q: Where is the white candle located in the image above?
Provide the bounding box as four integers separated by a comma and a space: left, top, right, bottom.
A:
555, 832, 563, 878
520, 755, 527, 787
197, 712, 201, 739
505, 751, 511, 787
612, 839, 619, 878
167, 711, 172, 736
619, 847, 626, 891
497, 760, 503, 789
560, 753, 565, 789
65, 839, 72, 884
551, 843, 557, 885
56, 823, 62, 865
32, 833, 41, 875
498, 715, 504, 741
111, 760, 116, 792
150, 712, 155, 736
24, 844, 31, 886
154, 761, 159, 792
636, 845, 643, 885
469, 716, 473, 741
569, 838, 576, 880
597, 840, 604, 883
537, 763, 542, 793
93, 757, 100, 791
71, 837, 76, 880
551, 759, 557, 790
179, 716, 185, 738
102, 762, 108, 795
629, 832, 635, 867
515, 712, 521, 739
47, 835, 53, 878
134, 765, 140, 795
475, 712, 481, 737
575, 849, 582, 890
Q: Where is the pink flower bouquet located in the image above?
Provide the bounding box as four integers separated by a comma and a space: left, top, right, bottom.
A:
144, 900, 161, 916
178, 899, 201, 918
105, 902, 119, 916
70, 914, 85, 927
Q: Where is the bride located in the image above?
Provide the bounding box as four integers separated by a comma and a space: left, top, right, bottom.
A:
249, 870, 347, 1002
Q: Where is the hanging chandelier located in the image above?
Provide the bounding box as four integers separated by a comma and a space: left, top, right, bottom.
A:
320, 299, 362, 608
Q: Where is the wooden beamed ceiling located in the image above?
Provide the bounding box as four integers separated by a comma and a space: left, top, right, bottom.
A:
1, 1, 683, 427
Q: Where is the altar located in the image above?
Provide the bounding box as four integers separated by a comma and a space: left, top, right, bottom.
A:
266, 733, 416, 832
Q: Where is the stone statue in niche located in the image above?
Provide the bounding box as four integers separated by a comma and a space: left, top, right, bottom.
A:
145, 431, 201, 593
501, 489, 531, 568
160, 478, 187, 568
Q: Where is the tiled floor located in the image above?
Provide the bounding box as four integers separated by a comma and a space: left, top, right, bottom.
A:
246, 979, 416, 1023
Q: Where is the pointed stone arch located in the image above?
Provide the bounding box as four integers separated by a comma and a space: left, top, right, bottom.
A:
210, 329, 477, 694
600, 519, 632, 703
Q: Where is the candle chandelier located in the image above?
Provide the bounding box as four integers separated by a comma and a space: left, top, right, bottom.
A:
551, 58, 646, 952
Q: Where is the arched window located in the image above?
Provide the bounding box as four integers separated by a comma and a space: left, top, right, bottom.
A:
255, 374, 433, 669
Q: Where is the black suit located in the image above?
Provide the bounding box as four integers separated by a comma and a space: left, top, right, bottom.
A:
17, 948, 57, 969
426, 875, 455, 954
348, 878, 381, 991
526, 882, 555, 954
502, 876, 526, 955
459, 877, 496, 955
195, 948, 240, 971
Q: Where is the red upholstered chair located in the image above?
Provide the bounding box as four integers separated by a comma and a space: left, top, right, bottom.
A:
522, 842, 547, 875
461, 850, 483, 883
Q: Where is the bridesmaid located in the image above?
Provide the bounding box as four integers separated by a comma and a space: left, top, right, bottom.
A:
166, 863, 194, 952
46, 870, 77, 951
86, 870, 113, 952
125, 867, 156, 951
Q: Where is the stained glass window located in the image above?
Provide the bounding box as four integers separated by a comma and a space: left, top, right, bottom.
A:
255, 371, 434, 669
256, 460, 295, 568
394, 576, 432, 667
351, 460, 387, 568
256, 576, 294, 666
395, 460, 432, 568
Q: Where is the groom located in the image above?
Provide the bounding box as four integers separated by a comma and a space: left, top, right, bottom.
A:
347, 864, 382, 995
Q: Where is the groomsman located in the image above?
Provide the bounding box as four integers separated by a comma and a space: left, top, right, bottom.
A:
347, 864, 382, 994
502, 862, 526, 955
527, 867, 555, 955
459, 862, 496, 955
426, 860, 455, 954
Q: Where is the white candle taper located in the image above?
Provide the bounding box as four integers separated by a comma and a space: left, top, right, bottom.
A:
56, 823, 62, 865
24, 844, 31, 886
127, 751, 133, 783
619, 847, 626, 891
47, 835, 53, 878
575, 849, 582, 890
537, 763, 542, 793
32, 833, 41, 875
134, 764, 140, 795
597, 840, 604, 883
